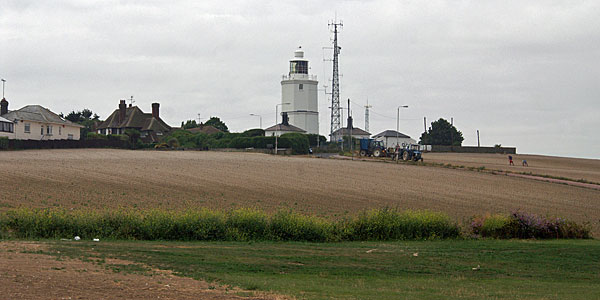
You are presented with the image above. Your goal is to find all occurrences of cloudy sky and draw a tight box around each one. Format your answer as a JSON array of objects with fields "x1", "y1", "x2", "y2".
[{"x1": 1, "y1": 0, "x2": 599, "y2": 158}]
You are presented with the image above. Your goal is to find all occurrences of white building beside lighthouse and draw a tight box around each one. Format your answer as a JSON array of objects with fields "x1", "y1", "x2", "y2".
[{"x1": 280, "y1": 47, "x2": 319, "y2": 135}]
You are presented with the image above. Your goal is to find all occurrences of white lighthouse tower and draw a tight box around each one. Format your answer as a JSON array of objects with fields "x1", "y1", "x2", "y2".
[{"x1": 281, "y1": 47, "x2": 319, "y2": 135}]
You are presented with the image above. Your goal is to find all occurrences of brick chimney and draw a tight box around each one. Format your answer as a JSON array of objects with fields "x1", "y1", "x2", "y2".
[
  {"x1": 282, "y1": 112, "x2": 289, "y2": 126},
  {"x1": 152, "y1": 103, "x2": 160, "y2": 119},
  {"x1": 0, "y1": 98, "x2": 8, "y2": 115},
  {"x1": 119, "y1": 100, "x2": 126, "y2": 123}
]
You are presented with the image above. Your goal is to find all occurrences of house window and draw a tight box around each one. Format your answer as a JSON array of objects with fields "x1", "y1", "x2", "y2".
[
  {"x1": 67, "y1": 134, "x2": 73, "y2": 140},
  {"x1": 0, "y1": 122, "x2": 13, "y2": 133},
  {"x1": 24, "y1": 123, "x2": 31, "y2": 133},
  {"x1": 299, "y1": 84, "x2": 303, "y2": 90},
  {"x1": 47, "y1": 125, "x2": 53, "y2": 136},
  {"x1": 41, "y1": 126, "x2": 44, "y2": 135},
  {"x1": 59, "y1": 127, "x2": 61, "y2": 135}
]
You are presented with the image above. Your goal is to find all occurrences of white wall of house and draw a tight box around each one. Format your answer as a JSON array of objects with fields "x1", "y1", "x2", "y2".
[
  {"x1": 11, "y1": 120, "x2": 81, "y2": 140},
  {"x1": 374, "y1": 136, "x2": 417, "y2": 148},
  {"x1": 265, "y1": 129, "x2": 304, "y2": 137}
]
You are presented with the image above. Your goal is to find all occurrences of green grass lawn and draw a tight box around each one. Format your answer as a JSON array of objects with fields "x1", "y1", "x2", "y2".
[{"x1": 47, "y1": 239, "x2": 600, "y2": 299}]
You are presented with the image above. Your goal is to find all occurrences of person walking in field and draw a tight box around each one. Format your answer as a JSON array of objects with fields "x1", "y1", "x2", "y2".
[
  {"x1": 508, "y1": 155, "x2": 514, "y2": 166},
  {"x1": 522, "y1": 159, "x2": 528, "y2": 167}
]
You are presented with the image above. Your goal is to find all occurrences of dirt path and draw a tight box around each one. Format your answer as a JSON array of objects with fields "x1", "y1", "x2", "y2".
[
  {"x1": 495, "y1": 171, "x2": 600, "y2": 190},
  {"x1": 331, "y1": 154, "x2": 600, "y2": 191},
  {"x1": 0, "y1": 241, "x2": 286, "y2": 300},
  {"x1": 423, "y1": 152, "x2": 600, "y2": 183}
]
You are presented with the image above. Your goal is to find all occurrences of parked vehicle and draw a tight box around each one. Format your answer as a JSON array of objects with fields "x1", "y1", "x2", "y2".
[
  {"x1": 359, "y1": 138, "x2": 387, "y2": 157},
  {"x1": 393, "y1": 144, "x2": 423, "y2": 162}
]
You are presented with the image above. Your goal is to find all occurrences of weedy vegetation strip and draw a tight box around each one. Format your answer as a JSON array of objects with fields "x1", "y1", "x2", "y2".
[
  {"x1": 470, "y1": 211, "x2": 591, "y2": 239},
  {"x1": 0, "y1": 208, "x2": 590, "y2": 241},
  {"x1": 0, "y1": 208, "x2": 460, "y2": 241}
]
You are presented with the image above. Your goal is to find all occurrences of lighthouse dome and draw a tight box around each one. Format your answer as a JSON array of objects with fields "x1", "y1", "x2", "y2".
[{"x1": 294, "y1": 47, "x2": 304, "y2": 59}]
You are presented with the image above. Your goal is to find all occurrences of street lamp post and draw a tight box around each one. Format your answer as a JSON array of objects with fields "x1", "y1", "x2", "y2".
[
  {"x1": 396, "y1": 105, "x2": 408, "y2": 148},
  {"x1": 275, "y1": 103, "x2": 291, "y2": 155},
  {"x1": 249, "y1": 113, "x2": 262, "y2": 129}
]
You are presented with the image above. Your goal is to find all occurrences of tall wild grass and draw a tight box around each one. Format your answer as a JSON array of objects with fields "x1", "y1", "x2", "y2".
[
  {"x1": 1, "y1": 208, "x2": 589, "y2": 241},
  {"x1": 0, "y1": 208, "x2": 459, "y2": 242}
]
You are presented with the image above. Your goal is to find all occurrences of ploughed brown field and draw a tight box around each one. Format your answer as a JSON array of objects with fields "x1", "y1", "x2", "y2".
[
  {"x1": 1, "y1": 149, "x2": 599, "y2": 234},
  {"x1": 423, "y1": 152, "x2": 600, "y2": 183}
]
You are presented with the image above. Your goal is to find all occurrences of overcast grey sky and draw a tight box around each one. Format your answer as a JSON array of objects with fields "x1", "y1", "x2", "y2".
[{"x1": 1, "y1": 0, "x2": 599, "y2": 158}]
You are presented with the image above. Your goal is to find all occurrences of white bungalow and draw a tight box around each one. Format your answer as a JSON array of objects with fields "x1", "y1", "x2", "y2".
[{"x1": 0, "y1": 98, "x2": 82, "y2": 140}]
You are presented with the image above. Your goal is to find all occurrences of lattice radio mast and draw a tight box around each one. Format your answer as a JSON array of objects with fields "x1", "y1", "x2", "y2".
[
  {"x1": 364, "y1": 99, "x2": 372, "y2": 133},
  {"x1": 328, "y1": 20, "x2": 343, "y2": 140}
]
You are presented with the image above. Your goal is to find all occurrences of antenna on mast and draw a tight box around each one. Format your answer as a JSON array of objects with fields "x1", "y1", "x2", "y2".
[
  {"x1": 128, "y1": 96, "x2": 135, "y2": 106},
  {"x1": 328, "y1": 18, "x2": 343, "y2": 141}
]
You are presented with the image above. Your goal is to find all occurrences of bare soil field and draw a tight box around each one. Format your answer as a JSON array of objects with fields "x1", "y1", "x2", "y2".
[
  {"x1": 0, "y1": 241, "x2": 284, "y2": 300},
  {"x1": 423, "y1": 152, "x2": 600, "y2": 183},
  {"x1": 1, "y1": 149, "x2": 599, "y2": 234}
]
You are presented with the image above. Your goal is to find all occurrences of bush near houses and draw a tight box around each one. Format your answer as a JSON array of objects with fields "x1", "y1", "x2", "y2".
[{"x1": 164, "y1": 129, "x2": 313, "y2": 154}]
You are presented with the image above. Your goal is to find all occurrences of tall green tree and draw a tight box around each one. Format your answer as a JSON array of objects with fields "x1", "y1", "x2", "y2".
[
  {"x1": 181, "y1": 120, "x2": 199, "y2": 129},
  {"x1": 205, "y1": 117, "x2": 229, "y2": 132},
  {"x1": 419, "y1": 118, "x2": 464, "y2": 146}
]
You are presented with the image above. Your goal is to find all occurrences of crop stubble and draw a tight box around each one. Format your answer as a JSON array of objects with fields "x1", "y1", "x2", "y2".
[{"x1": 0, "y1": 149, "x2": 598, "y2": 234}]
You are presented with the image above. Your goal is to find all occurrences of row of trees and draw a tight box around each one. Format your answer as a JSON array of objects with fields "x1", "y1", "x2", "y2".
[
  {"x1": 165, "y1": 128, "x2": 326, "y2": 154},
  {"x1": 181, "y1": 117, "x2": 229, "y2": 132},
  {"x1": 61, "y1": 107, "x2": 465, "y2": 148}
]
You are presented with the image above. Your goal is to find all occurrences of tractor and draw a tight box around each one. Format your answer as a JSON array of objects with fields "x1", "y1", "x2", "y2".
[
  {"x1": 359, "y1": 138, "x2": 387, "y2": 157},
  {"x1": 393, "y1": 144, "x2": 423, "y2": 162}
]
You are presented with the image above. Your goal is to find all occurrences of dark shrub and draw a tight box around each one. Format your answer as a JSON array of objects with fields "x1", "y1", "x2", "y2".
[
  {"x1": 242, "y1": 129, "x2": 265, "y2": 137},
  {"x1": 280, "y1": 133, "x2": 310, "y2": 154},
  {"x1": 471, "y1": 212, "x2": 590, "y2": 239}
]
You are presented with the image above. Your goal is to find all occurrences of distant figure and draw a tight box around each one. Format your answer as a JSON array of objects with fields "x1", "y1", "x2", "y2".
[
  {"x1": 508, "y1": 155, "x2": 514, "y2": 166},
  {"x1": 522, "y1": 159, "x2": 528, "y2": 167}
]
